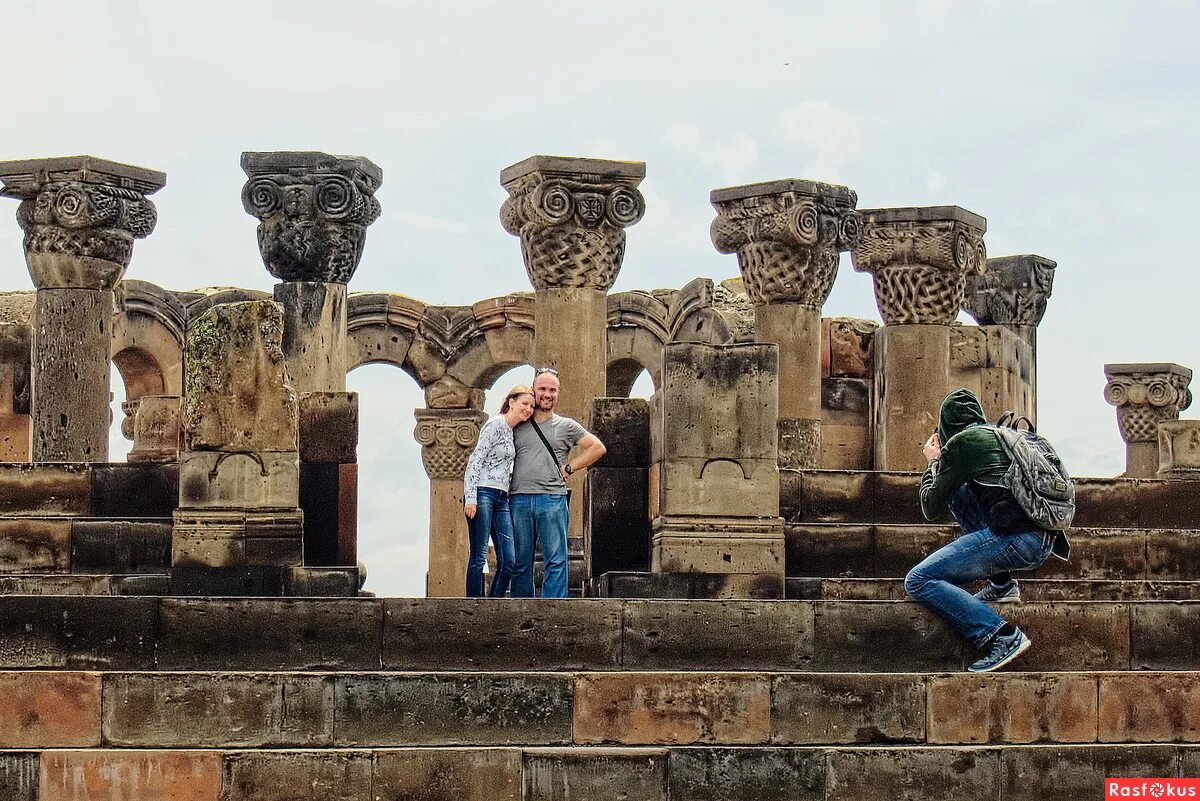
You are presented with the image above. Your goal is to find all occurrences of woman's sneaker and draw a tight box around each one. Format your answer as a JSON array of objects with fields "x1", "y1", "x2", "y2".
[
  {"x1": 974, "y1": 580, "x2": 1020, "y2": 603},
  {"x1": 968, "y1": 628, "x2": 1032, "y2": 673}
]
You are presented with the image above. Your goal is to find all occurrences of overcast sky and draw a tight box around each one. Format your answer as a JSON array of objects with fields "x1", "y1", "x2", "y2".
[{"x1": 5, "y1": 1, "x2": 1198, "y2": 596}]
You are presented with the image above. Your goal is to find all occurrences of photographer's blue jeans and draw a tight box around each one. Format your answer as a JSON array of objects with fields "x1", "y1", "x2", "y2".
[
  {"x1": 465, "y1": 487, "x2": 515, "y2": 598},
  {"x1": 904, "y1": 485, "x2": 1053, "y2": 648},
  {"x1": 510, "y1": 493, "x2": 569, "y2": 598}
]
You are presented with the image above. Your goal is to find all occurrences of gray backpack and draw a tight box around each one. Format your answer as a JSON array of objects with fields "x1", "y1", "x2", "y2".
[{"x1": 988, "y1": 413, "x2": 1075, "y2": 532}]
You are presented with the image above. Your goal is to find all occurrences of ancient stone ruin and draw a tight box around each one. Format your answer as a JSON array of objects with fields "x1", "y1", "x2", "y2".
[{"x1": 0, "y1": 153, "x2": 1197, "y2": 800}]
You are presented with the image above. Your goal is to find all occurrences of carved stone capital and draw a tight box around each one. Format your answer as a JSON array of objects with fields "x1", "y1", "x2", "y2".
[
  {"x1": 1104, "y1": 363, "x2": 1193, "y2": 444},
  {"x1": 0, "y1": 156, "x2": 165, "y2": 289},
  {"x1": 413, "y1": 407, "x2": 487, "y2": 480},
  {"x1": 241, "y1": 151, "x2": 383, "y2": 284},
  {"x1": 500, "y1": 155, "x2": 645, "y2": 291},
  {"x1": 963, "y1": 254, "x2": 1056, "y2": 327},
  {"x1": 709, "y1": 179, "x2": 860, "y2": 307},
  {"x1": 850, "y1": 206, "x2": 987, "y2": 325}
]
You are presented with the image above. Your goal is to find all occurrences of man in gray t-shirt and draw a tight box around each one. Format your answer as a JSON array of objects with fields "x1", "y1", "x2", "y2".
[{"x1": 509, "y1": 368, "x2": 607, "y2": 598}]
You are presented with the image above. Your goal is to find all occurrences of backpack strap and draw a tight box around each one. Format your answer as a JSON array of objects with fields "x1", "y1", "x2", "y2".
[{"x1": 994, "y1": 411, "x2": 1036, "y2": 433}]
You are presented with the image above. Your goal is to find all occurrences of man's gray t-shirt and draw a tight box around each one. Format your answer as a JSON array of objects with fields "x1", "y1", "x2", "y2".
[{"x1": 511, "y1": 414, "x2": 587, "y2": 495}]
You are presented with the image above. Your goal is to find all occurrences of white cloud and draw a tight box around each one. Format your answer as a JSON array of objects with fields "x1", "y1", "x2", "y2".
[
  {"x1": 662, "y1": 125, "x2": 758, "y2": 179},
  {"x1": 774, "y1": 101, "x2": 863, "y2": 174},
  {"x1": 392, "y1": 211, "x2": 470, "y2": 234}
]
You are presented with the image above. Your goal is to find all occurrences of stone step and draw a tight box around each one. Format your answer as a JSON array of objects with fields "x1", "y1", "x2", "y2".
[
  {"x1": 786, "y1": 523, "x2": 1200, "y2": 581},
  {"x1": 0, "y1": 516, "x2": 172, "y2": 575},
  {"x1": 0, "y1": 596, "x2": 1194, "y2": 673},
  {"x1": 3, "y1": 669, "x2": 1197, "y2": 750},
  {"x1": 0, "y1": 744, "x2": 1196, "y2": 801},
  {"x1": 787, "y1": 577, "x2": 1200, "y2": 601},
  {"x1": 783, "y1": 469, "x2": 1200, "y2": 529},
  {"x1": 0, "y1": 462, "x2": 177, "y2": 518},
  {"x1": 0, "y1": 573, "x2": 169, "y2": 595}
]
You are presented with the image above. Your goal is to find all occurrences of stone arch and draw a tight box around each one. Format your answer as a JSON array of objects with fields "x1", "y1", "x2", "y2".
[
  {"x1": 346, "y1": 292, "x2": 427, "y2": 387},
  {"x1": 183, "y1": 287, "x2": 273, "y2": 323},
  {"x1": 112, "y1": 280, "x2": 186, "y2": 399},
  {"x1": 606, "y1": 290, "x2": 671, "y2": 394},
  {"x1": 443, "y1": 294, "x2": 535, "y2": 392}
]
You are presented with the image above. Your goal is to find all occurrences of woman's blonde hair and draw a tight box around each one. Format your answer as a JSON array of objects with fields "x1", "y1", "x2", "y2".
[{"x1": 500, "y1": 384, "x2": 534, "y2": 414}]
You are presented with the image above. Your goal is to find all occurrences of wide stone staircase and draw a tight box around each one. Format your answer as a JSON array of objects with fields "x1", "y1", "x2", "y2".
[{"x1": 1, "y1": 468, "x2": 1199, "y2": 799}]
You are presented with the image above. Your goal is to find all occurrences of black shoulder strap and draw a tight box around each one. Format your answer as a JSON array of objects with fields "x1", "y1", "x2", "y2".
[
  {"x1": 528, "y1": 417, "x2": 560, "y2": 468},
  {"x1": 995, "y1": 411, "x2": 1036, "y2": 433}
]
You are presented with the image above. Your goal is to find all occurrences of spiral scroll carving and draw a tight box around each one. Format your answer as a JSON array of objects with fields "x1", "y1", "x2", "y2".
[
  {"x1": 413, "y1": 411, "x2": 485, "y2": 480},
  {"x1": 241, "y1": 157, "x2": 382, "y2": 284},
  {"x1": 500, "y1": 172, "x2": 645, "y2": 291},
  {"x1": 850, "y1": 217, "x2": 986, "y2": 325},
  {"x1": 710, "y1": 183, "x2": 860, "y2": 307},
  {"x1": 1104, "y1": 368, "x2": 1193, "y2": 444}
]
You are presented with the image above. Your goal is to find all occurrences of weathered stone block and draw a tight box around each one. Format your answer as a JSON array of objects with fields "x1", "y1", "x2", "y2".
[
  {"x1": 299, "y1": 391, "x2": 358, "y2": 463},
  {"x1": 772, "y1": 674, "x2": 925, "y2": 744},
  {"x1": 666, "y1": 747, "x2": 825, "y2": 801},
  {"x1": 334, "y1": 673, "x2": 572, "y2": 746},
  {"x1": 523, "y1": 748, "x2": 667, "y2": 801},
  {"x1": 826, "y1": 747, "x2": 999, "y2": 801},
  {"x1": 785, "y1": 524, "x2": 876, "y2": 577},
  {"x1": 587, "y1": 467, "x2": 651, "y2": 577},
  {"x1": 39, "y1": 750, "x2": 222, "y2": 801},
  {"x1": 1004, "y1": 603, "x2": 1131, "y2": 670},
  {"x1": 223, "y1": 752, "x2": 372, "y2": 801},
  {"x1": 997, "y1": 745, "x2": 1181, "y2": 801},
  {"x1": 71, "y1": 520, "x2": 171, "y2": 573},
  {"x1": 927, "y1": 673, "x2": 1098, "y2": 744},
  {"x1": 91, "y1": 463, "x2": 177, "y2": 517},
  {"x1": 812, "y1": 602, "x2": 963, "y2": 672},
  {"x1": 0, "y1": 413, "x2": 31, "y2": 462},
  {"x1": 1131, "y1": 603, "x2": 1200, "y2": 669},
  {"x1": 157, "y1": 598, "x2": 382, "y2": 670},
  {"x1": 589, "y1": 397, "x2": 650, "y2": 467},
  {"x1": 178, "y1": 450, "x2": 300, "y2": 509},
  {"x1": 183, "y1": 300, "x2": 298, "y2": 452},
  {"x1": 0, "y1": 596, "x2": 156, "y2": 669},
  {"x1": 826, "y1": 317, "x2": 876, "y2": 378},
  {"x1": 0, "y1": 752, "x2": 37, "y2": 801},
  {"x1": 622, "y1": 600, "x2": 814, "y2": 670},
  {"x1": 0, "y1": 671, "x2": 101, "y2": 746},
  {"x1": 1036, "y1": 529, "x2": 1148, "y2": 580},
  {"x1": 574, "y1": 673, "x2": 771, "y2": 745},
  {"x1": 275, "y1": 282, "x2": 349, "y2": 394},
  {"x1": 168, "y1": 566, "x2": 287, "y2": 596},
  {"x1": 651, "y1": 515, "x2": 784, "y2": 575},
  {"x1": 0, "y1": 518, "x2": 70, "y2": 572},
  {"x1": 374, "y1": 748, "x2": 521, "y2": 801},
  {"x1": 1147, "y1": 530, "x2": 1200, "y2": 580},
  {"x1": 285, "y1": 566, "x2": 360, "y2": 597},
  {"x1": 1099, "y1": 673, "x2": 1200, "y2": 742},
  {"x1": 103, "y1": 673, "x2": 333, "y2": 747},
  {"x1": 127, "y1": 394, "x2": 181, "y2": 463},
  {"x1": 0, "y1": 463, "x2": 90, "y2": 516},
  {"x1": 382, "y1": 599, "x2": 622, "y2": 670},
  {"x1": 652, "y1": 458, "x2": 779, "y2": 518}
]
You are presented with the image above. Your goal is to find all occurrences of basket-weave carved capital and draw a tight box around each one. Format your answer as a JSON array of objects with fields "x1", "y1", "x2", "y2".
[
  {"x1": 709, "y1": 179, "x2": 860, "y2": 307},
  {"x1": 500, "y1": 155, "x2": 645, "y2": 291},
  {"x1": 241, "y1": 152, "x2": 382, "y2": 284},
  {"x1": 963, "y1": 254, "x2": 1056, "y2": 327},
  {"x1": 850, "y1": 206, "x2": 987, "y2": 325},
  {"x1": 413, "y1": 408, "x2": 487, "y2": 480},
  {"x1": 1103, "y1": 363, "x2": 1193, "y2": 444},
  {"x1": 0, "y1": 156, "x2": 165, "y2": 289}
]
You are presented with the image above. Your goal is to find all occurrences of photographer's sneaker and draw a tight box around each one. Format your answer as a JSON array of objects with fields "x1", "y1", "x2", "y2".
[
  {"x1": 974, "y1": 580, "x2": 1020, "y2": 603},
  {"x1": 968, "y1": 628, "x2": 1032, "y2": 673}
]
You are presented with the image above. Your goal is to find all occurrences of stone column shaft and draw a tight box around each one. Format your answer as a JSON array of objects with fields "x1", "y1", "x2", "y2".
[
  {"x1": 851, "y1": 205, "x2": 987, "y2": 471},
  {"x1": 275, "y1": 282, "x2": 348, "y2": 394}
]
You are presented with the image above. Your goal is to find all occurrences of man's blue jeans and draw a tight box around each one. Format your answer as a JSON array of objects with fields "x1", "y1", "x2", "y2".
[
  {"x1": 465, "y1": 487, "x2": 515, "y2": 598},
  {"x1": 510, "y1": 493, "x2": 569, "y2": 598},
  {"x1": 905, "y1": 485, "x2": 1053, "y2": 648}
]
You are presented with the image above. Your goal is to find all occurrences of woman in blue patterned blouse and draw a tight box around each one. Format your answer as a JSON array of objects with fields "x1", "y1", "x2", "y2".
[{"x1": 463, "y1": 385, "x2": 535, "y2": 597}]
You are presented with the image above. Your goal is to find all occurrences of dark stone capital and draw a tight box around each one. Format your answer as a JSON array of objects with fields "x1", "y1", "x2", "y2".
[{"x1": 963, "y1": 254, "x2": 1056, "y2": 327}]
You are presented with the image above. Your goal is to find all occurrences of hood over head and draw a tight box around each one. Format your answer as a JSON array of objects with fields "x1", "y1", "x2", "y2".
[{"x1": 938, "y1": 388, "x2": 986, "y2": 443}]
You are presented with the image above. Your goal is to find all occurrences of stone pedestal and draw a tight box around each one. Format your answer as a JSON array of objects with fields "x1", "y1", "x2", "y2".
[
  {"x1": 415, "y1": 407, "x2": 486, "y2": 597},
  {"x1": 710, "y1": 179, "x2": 861, "y2": 469},
  {"x1": 649, "y1": 342, "x2": 784, "y2": 598},
  {"x1": 500, "y1": 154, "x2": 646, "y2": 568},
  {"x1": 1158, "y1": 420, "x2": 1200, "y2": 479},
  {"x1": 585, "y1": 398, "x2": 651, "y2": 584},
  {"x1": 1104, "y1": 363, "x2": 1193, "y2": 478},
  {"x1": 299, "y1": 392, "x2": 359, "y2": 566},
  {"x1": 851, "y1": 206, "x2": 987, "y2": 471},
  {"x1": 127, "y1": 395, "x2": 181, "y2": 463},
  {"x1": 0, "y1": 156, "x2": 165, "y2": 463}
]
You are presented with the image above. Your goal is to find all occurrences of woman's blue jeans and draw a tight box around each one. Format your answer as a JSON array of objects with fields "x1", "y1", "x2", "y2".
[
  {"x1": 465, "y1": 486, "x2": 515, "y2": 598},
  {"x1": 904, "y1": 485, "x2": 1053, "y2": 648}
]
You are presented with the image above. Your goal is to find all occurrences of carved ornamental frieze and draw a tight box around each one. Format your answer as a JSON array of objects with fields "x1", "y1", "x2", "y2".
[
  {"x1": 0, "y1": 156, "x2": 165, "y2": 289},
  {"x1": 850, "y1": 206, "x2": 987, "y2": 325},
  {"x1": 1104, "y1": 363, "x2": 1193, "y2": 444},
  {"x1": 962, "y1": 254, "x2": 1056, "y2": 327},
  {"x1": 241, "y1": 151, "x2": 382, "y2": 283},
  {"x1": 413, "y1": 408, "x2": 487, "y2": 480},
  {"x1": 709, "y1": 179, "x2": 861, "y2": 307},
  {"x1": 500, "y1": 155, "x2": 645, "y2": 291}
]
